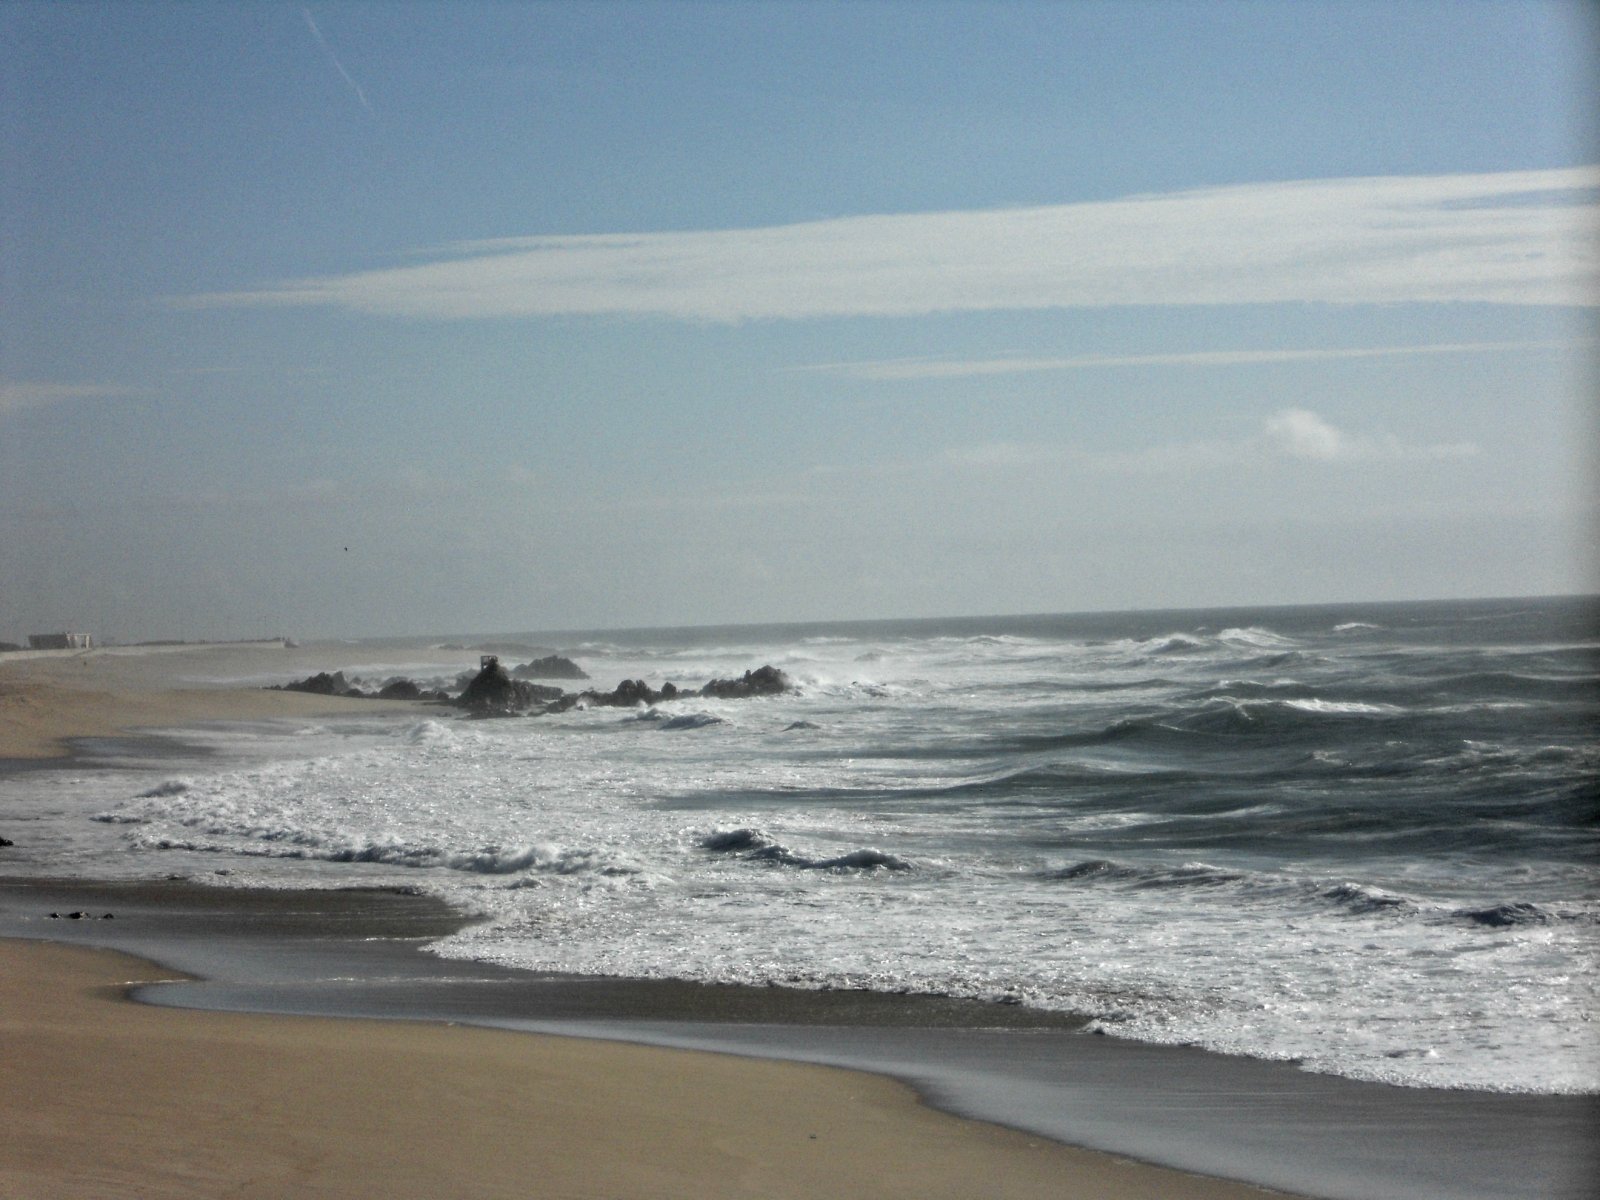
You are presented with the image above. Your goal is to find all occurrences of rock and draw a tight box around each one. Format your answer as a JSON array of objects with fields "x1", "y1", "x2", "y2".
[
  {"x1": 373, "y1": 678, "x2": 450, "y2": 701},
  {"x1": 0, "y1": 836, "x2": 13, "y2": 847},
  {"x1": 700, "y1": 665, "x2": 791, "y2": 699},
  {"x1": 275, "y1": 670, "x2": 362, "y2": 697},
  {"x1": 547, "y1": 678, "x2": 683, "y2": 711},
  {"x1": 271, "y1": 672, "x2": 446, "y2": 702},
  {"x1": 510, "y1": 654, "x2": 589, "y2": 681},
  {"x1": 547, "y1": 665, "x2": 792, "y2": 713},
  {"x1": 376, "y1": 679, "x2": 424, "y2": 700},
  {"x1": 454, "y1": 656, "x2": 563, "y2": 715}
]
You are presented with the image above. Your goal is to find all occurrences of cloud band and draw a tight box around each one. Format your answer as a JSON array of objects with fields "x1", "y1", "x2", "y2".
[{"x1": 186, "y1": 166, "x2": 1600, "y2": 321}]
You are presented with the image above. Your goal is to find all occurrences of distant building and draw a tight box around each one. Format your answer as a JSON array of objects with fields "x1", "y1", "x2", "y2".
[{"x1": 27, "y1": 632, "x2": 93, "y2": 650}]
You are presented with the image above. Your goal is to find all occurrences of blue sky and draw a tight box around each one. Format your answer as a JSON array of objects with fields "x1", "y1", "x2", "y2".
[{"x1": 2, "y1": 0, "x2": 1596, "y2": 640}]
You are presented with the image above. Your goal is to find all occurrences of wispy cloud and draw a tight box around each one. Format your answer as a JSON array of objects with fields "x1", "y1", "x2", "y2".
[
  {"x1": 1090, "y1": 408, "x2": 1480, "y2": 470},
  {"x1": 0, "y1": 382, "x2": 150, "y2": 418},
  {"x1": 184, "y1": 166, "x2": 1599, "y2": 321},
  {"x1": 810, "y1": 408, "x2": 1479, "y2": 486},
  {"x1": 302, "y1": 7, "x2": 374, "y2": 117},
  {"x1": 799, "y1": 338, "x2": 1593, "y2": 381}
]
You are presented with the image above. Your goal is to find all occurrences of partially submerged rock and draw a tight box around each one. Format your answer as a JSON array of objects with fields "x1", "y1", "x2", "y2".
[
  {"x1": 547, "y1": 678, "x2": 682, "y2": 712},
  {"x1": 454, "y1": 656, "x2": 564, "y2": 716},
  {"x1": 272, "y1": 658, "x2": 791, "y2": 720},
  {"x1": 548, "y1": 665, "x2": 792, "y2": 712},
  {"x1": 276, "y1": 670, "x2": 363, "y2": 697},
  {"x1": 510, "y1": 654, "x2": 589, "y2": 681},
  {"x1": 701, "y1": 665, "x2": 790, "y2": 699},
  {"x1": 272, "y1": 671, "x2": 449, "y2": 702}
]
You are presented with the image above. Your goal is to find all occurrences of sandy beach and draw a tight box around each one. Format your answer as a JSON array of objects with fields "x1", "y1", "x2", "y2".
[
  {"x1": 1, "y1": 936, "x2": 1304, "y2": 1200},
  {"x1": 0, "y1": 641, "x2": 428, "y2": 760},
  {"x1": 0, "y1": 643, "x2": 1303, "y2": 1199}
]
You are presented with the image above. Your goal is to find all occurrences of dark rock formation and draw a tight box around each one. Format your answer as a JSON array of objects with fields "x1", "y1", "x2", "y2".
[
  {"x1": 511, "y1": 654, "x2": 589, "y2": 681},
  {"x1": 277, "y1": 670, "x2": 363, "y2": 697},
  {"x1": 272, "y1": 672, "x2": 449, "y2": 702},
  {"x1": 272, "y1": 660, "x2": 790, "y2": 719},
  {"x1": 454, "y1": 656, "x2": 564, "y2": 715},
  {"x1": 548, "y1": 665, "x2": 791, "y2": 712},
  {"x1": 700, "y1": 665, "x2": 791, "y2": 699},
  {"x1": 375, "y1": 679, "x2": 425, "y2": 700},
  {"x1": 548, "y1": 678, "x2": 681, "y2": 712}
]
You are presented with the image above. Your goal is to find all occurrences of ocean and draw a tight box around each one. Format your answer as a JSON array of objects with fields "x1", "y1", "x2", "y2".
[{"x1": 9, "y1": 594, "x2": 1597, "y2": 1096}]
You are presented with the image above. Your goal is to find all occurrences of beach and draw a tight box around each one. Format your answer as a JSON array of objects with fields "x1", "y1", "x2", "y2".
[
  {"x1": 8, "y1": 937, "x2": 1287, "y2": 1200},
  {"x1": 0, "y1": 641, "x2": 426, "y2": 761},
  {"x1": 0, "y1": 642, "x2": 1296, "y2": 1199},
  {"x1": 1, "y1": 634, "x2": 1594, "y2": 1200}
]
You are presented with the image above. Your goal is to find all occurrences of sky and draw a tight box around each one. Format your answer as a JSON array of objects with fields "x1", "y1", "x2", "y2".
[{"x1": 2, "y1": 0, "x2": 1597, "y2": 641}]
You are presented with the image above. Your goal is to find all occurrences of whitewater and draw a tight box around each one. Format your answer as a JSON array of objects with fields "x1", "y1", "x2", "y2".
[{"x1": 9, "y1": 595, "x2": 1596, "y2": 1095}]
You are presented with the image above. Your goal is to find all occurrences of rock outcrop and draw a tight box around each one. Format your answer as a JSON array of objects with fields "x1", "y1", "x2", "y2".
[
  {"x1": 548, "y1": 665, "x2": 791, "y2": 712},
  {"x1": 454, "y1": 656, "x2": 564, "y2": 716},
  {"x1": 271, "y1": 659, "x2": 791, "y2": 719},
  {"x1": 277, "y1": 670, "x2": 363, "y2": 697},
  {"x1": 511, "y1": 654, "x2": 589, "y2": 681},
  {"x1": 273, "y1": 672, "x2": 450, "y2": 702},
  {"x1": 700, "y1": 665, "x2": 790, "y2": 699}
]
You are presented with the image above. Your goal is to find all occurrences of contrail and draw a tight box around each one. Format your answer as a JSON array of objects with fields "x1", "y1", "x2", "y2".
[{"x1": 302, "y1": 7, "x2": 374, "y2": 116}]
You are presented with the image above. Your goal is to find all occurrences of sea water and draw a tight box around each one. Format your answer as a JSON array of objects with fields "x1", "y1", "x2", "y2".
[{"x1": 7, "y1": 596, "x2": 1596, "y2": 1095}]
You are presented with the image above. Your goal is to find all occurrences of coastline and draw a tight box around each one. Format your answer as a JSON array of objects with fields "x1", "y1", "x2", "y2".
[
  {"x1": 0, "y1": 881, "x2": 1297, "y2": 1200},
  {"x1": 11, "y1": 937, "x2": 1250, "y2": 1200},
  {"x1": 2, "y1": 642, "x2": 1594, "y2": 1199},
  {"x1": 0, "y1": 647, "x2": 1294, "y2": 1197},
  {"x1": 0, "y1": 641, "x2": 428, "y2": 760}
]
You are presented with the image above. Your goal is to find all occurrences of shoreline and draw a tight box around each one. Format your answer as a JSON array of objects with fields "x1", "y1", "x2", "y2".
[
  {"x1": 2, "y1": 640, "x2": 1595, "y2": 1199},
  {"x1": 4, "y1": 873, "x2": 1596, "y2": 1200},
  {"x1": 0, "y1": 880, "x2": 1298, "y2": 1200},
  {"x1": 0, "y1": 641, "x2": 432, "y2": 760},
  {"x1": 12, "y1": 937, "x2": 1257, "y2": 1200}
]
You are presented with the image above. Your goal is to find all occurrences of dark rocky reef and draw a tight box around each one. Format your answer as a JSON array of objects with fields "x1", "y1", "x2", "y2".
[
  {"x1": 548, "y1": 678, "x2": 684, "y2": 712},
  {"x1": 700, "y1": 665, "x2": 790, "y2": 699},
  {"x1": 271, "y1": 658, "x2": 790, "y2": 720},
  {"x1": 454, "y1": 656, "x2": 565, "y2": 716},
  {"x1": 272, "y1": 671, "x2": 451, "y2": 702},
  {"x1": 276, "y1": 670, "x2": 363, "y2": 697},
  {"x1": 511, "y1": 654, "x2": 589, "y2": 681},
  {"x1": 548, "y1": 665, "x2": 792, "y2": 713}
]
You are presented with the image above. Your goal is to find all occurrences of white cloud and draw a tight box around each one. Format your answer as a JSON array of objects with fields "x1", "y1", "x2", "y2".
[
  {"x1": 1262, "y1": 409, "x2": 1351, "y2": 460},
  {"x1": 184, "y1": 166, "x2": 1600, "y2": 321},
  {"x1": 800, "y1": 338, "x2": 1592, "y2": 380},
  {"x1": 1259, "y1": 408, "x2": 1477, "y2": 463},
  {"x1": 0, "y1": 382, "x2": 149, "y2": 418},
  {"x1": 806, "y1": 409, "x2": 1477, "y2": 486}
]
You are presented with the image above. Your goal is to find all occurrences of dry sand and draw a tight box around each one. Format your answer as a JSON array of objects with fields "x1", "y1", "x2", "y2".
[
  {"x1": 0, "y1": 940, "x2": 1290, "y2": 1200},
  {"x1": 0, "y1": 642, "x2": 1297, "y2": 1199}
]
